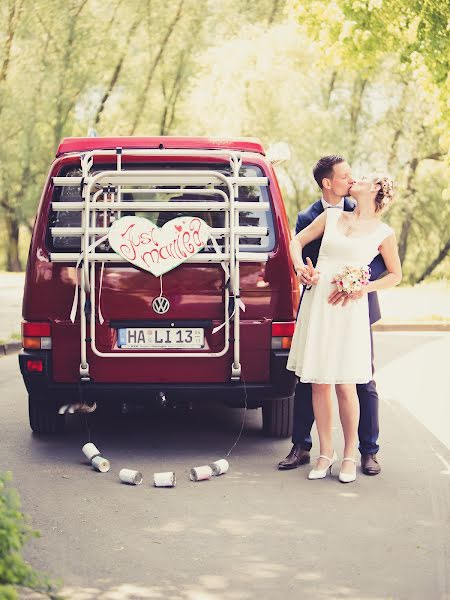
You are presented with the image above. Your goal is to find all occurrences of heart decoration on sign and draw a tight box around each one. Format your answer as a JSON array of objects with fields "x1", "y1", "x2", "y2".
[{"x1": 108, "y1": 216, "x2": 211, "y2": 276}]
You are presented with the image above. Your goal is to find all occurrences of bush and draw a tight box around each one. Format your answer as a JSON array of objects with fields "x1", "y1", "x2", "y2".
[{"x1": 0, "y1": 472, "x2": 61, "y2": 600}]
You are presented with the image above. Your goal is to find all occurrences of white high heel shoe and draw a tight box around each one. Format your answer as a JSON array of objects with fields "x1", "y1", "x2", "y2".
[
  {"x1": 308, "y1": 451, "x2": 338, "y2": 480},
  {"x1": 338, "y1": 458, "x2": 357, "y2": 483}
]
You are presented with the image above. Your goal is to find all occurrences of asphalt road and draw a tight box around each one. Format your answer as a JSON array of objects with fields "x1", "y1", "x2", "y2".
[
  {"x1": 0, "y1": 333, "x2": 449, "y2": 600},
  {"x1": 0, "y1": 272, "x2": 24, "y2": 341}
]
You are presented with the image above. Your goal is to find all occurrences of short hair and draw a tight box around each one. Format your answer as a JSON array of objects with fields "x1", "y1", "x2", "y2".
[{"x1": 313, "y1": 155, "x2": 345, "y2": 189}]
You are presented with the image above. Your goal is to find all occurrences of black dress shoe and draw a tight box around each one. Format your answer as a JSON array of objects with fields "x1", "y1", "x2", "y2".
[
  {"x1": 361, "y1": 453, "x2": 381, "y2": 475},
  {"x1": 278, "y1": 444, "x2": 311, "y2": 470}
]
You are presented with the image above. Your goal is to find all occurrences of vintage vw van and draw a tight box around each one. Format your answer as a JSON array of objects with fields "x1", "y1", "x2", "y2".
[{"x1": 19, "y1": 137, "x2": 299, "y2": 437}]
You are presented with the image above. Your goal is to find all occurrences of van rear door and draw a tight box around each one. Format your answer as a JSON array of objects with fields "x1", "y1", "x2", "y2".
[{"x1": 47, "y1": 160, "x2": 276, "y2": 385}]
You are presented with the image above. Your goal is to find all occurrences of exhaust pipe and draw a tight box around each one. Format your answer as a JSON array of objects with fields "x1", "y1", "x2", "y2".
[{"x1": 59, "y1": 402, "x2": 97, "y2": 415}]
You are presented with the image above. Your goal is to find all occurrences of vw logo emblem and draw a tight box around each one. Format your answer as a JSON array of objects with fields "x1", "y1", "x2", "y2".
[{"x1": 152, "y1": 296, "x2": 170, "y2": 314}]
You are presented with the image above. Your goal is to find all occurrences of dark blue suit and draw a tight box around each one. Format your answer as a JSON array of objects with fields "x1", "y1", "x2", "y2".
[{"x1": 292, "y1": 198, "x2": 385, "y2": 455}]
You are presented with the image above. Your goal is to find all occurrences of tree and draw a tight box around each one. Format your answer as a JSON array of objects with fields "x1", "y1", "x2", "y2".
[{"x1": 291, "y1": 0, "x2": 449, "y2": 281}]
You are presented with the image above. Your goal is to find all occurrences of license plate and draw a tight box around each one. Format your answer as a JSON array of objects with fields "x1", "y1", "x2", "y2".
[{"x1": 117, "y1": 327, "x2": 204, "y2": 349}]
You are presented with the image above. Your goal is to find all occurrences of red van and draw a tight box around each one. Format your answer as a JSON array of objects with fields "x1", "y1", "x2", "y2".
[{"x1": 19, "y1": 137, "x2": 299, "y2": 437}]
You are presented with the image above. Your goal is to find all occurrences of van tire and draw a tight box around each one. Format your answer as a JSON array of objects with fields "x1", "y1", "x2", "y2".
[
  {"x1": 28, "y1": 395, "x2": 65, "y2": 434},
  {"x1": 262, "y1": 396, "x2": 293, "y2": 438}
]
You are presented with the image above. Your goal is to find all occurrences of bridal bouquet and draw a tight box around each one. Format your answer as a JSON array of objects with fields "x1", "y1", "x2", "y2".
[{"x1": 334, "y1": 265, "x2": 371, "y2": 294}]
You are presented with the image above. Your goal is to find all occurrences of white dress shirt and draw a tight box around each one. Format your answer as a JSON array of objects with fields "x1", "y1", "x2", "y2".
[{"x1": 321, "y1": 197, "x2": 345, "y2": 210}]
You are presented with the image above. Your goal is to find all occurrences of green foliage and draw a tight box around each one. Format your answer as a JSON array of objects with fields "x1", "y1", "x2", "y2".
[
  {"x1": 295, "y1": 0, "x2": 450, "y2": 132},
  {"x1": 296, "y1": 0, "x2": 449, "y2": 89},
  {"x1": 0, "y1": 472, "x2": 61, "y2": 599},
  {"x1": 0, "y1": 0, "x2": 447, "y2": 281}
]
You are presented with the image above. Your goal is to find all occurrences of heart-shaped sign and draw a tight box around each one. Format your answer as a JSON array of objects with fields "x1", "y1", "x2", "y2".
[{"x1": 108, "y1": 216, "x2": 211, "y2": 276}]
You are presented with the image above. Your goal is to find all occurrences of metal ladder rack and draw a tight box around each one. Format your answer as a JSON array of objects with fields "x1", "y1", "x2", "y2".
[{"x1": 50, "y1": 147, "x2": 271, "y2": 381}]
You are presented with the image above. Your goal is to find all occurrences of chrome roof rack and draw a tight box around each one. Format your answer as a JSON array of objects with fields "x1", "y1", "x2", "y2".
[{"x1": 50, "y1": 147, "x2": 271, "y2": 382}]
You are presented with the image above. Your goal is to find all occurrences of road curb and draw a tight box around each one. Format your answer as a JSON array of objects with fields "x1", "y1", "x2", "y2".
[
  {"x1": 0, "y1": 341, "x2": 22, "y2": 356},
  {"x1": 373, "y1": 322, "x2": 450, "y2": 332}
]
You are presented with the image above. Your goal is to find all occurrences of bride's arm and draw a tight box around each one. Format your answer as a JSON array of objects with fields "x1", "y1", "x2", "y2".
[
  {"x1": 329, "y1": 232, "x2": 402, "y2": 305},
  {"x1": 289, "y1": 212, "x2": 327, "y2": 278},
  {"x1": 365, "y1": 233, "x2": 402, "y2": 292},
  {"x1": 339, "y1": 233, "x2": 401, "y2": 302},
  {"x1": 290, "y1": 212, "x2": 326, "y2": 286}
]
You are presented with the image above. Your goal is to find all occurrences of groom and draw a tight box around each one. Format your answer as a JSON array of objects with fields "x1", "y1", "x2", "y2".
[{"x1": 278, "y1": 155, "x2": 384, "y2": 476}]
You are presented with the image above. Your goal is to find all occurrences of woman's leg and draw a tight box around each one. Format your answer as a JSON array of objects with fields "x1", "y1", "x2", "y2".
[
  {"x1": 311, "y1": 383, "x2": 333, "y2": 470},
  {"x1": 335, "y1": 384, "x2": 359, "y2": 475}
]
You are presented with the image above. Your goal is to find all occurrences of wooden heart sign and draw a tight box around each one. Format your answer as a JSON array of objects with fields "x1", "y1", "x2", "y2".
[{"x1": 108, "y1": 216, "x2": 211, "y2": 276}]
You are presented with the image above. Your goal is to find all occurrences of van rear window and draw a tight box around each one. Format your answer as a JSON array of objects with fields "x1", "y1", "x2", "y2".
[{"x1": 48, "y1": 163, "x2": 275, "y2": 253}]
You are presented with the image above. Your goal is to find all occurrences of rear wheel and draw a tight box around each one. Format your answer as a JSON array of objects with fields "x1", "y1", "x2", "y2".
[
  {"x1": 262, "y1": 396, "x2": 294, "y2": 438},
  {"x1": 28, "y1": 394, "x2": 65, "y2": 434}
]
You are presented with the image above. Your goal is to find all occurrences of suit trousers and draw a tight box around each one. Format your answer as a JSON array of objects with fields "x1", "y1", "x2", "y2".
[{"x1": 291, "y1": 328, "x2": 380, "y2": 455}]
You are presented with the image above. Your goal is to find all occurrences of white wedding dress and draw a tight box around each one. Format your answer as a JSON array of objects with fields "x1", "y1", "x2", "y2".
[{"x1": 287, "y1": 208, "x2": 394, "y2": 384}]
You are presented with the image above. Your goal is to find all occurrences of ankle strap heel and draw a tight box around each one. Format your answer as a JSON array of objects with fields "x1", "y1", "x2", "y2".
[
  {"x1": 338, "y1": 457, "x2": 357, "y2": 483},
  {"x1": 308, "y1": 451, "x2": 338, "y2": 480}
]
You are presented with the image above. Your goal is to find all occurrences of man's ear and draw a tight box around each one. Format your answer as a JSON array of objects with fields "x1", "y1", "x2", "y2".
[{"x1": 322, "y1": 177, "x2": 332, "y2": 190}]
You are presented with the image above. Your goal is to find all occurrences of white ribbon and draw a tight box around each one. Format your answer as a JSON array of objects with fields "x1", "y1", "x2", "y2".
[
  {"x1": 211, "y1": 296, "x2": 246, "y2": 335},
  {"x1": 98, "y1": 261, "x2": 105, "y2": 324},
  {"x1": 208, "y1": 233, "x2": 230, "y2": 279},
  {"x1": 70, "y1": 234, "x2": 109, "y2": 323},
  {"x1": 208, "y1": 232, "x2": 244, "y2": 335}
]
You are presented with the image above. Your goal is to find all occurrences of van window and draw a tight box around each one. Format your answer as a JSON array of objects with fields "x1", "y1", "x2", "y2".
[{"x1": 48, "y1": 163, "x2": 275, "y2": 253}]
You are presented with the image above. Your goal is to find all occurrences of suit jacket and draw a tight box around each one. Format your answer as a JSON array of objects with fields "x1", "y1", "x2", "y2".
[{"x1": 295, "y1": 198, "x2": 386, "y2": 324}]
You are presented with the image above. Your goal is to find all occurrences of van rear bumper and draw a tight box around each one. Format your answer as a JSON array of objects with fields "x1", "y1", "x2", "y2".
[{"x1": 19, "y1": 350, "x2": 296, "y2": 408}]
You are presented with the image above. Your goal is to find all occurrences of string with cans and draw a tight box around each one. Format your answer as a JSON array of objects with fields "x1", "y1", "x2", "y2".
[
  {"x1": 77, "y1": 372, "x2": 248, "y2": 488},
  {"x1": 80, "y1": 440, "x2": 229, "y2": 488}
]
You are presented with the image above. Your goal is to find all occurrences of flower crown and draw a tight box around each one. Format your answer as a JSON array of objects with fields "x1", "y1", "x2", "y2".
[{"x1": 370, "y1": 174, "x2": 394, "y2": 206}]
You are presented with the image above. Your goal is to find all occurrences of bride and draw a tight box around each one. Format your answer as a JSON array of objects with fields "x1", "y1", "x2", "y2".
[{"x1": 287, "y1": 174, "x2": 402, "y2": 483}]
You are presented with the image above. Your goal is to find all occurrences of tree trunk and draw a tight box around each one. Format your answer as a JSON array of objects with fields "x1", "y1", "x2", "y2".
[
  {"x1": 415, "y1": 239, "x2": 450, "y2": 283},
  {"x1": 398, "y1": 157, "x2": 419, "y2": 264},
  {"x1": 53, "y1": 1, "x2": 89, "y2": 149},
  {"x1": 0, "y1": 0, "x2": 24, "y2": 119},
  {"x1": 267, "y1": 0, "x2": 282, "y2": 25},
  {"x1": 3, "y1": 212, "x2": 21, "y2": 271},
  {"x1": 159, "y1": 49, "x2": 187, "y2": 135},
  {"x1": 387, "y1": 82, "x2": 409, "y2": 169},
  {"x1": 347, "y1": 76, "x2": 367, "y2": 163},
  {"x1": 398, "y1": 213, "x2": 413, "y2": 266},
  {"x1": 129, "y1": 0, "x2": 184, "y2": 135},
  {"x1": 325, "y1": 70, "x2": 337, "y2": 110},
  {"x1": 93, "y1": 17, "x2": 140, "y2": 126}
]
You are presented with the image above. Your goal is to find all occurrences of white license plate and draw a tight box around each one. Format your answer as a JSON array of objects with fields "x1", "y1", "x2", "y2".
[{"x1": 118, "y1": 327, "x2": 204, "y2": 349}]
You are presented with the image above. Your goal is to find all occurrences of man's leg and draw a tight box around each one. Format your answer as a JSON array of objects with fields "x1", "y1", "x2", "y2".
[
  {"x1": 292, "y1": 381, "x2": 314, "y2": 449},
  {"x1": 356, "y1": 328, "x2": 381, "y2": 475},
  {"x1": 278, "y1": 381, "x2": 314, "y2": 469}
]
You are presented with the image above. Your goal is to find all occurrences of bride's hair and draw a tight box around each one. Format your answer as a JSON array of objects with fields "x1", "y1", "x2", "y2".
[{"x1": 369, "y1": 174, "x2": 395, "y2": 212}]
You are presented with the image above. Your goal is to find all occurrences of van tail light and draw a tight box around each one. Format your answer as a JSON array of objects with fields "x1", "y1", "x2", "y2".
[
  {"x1": 26, "y1": 359, "x2": 44, "y2": 373},
  {"x1": 22, "y1": 322, "x2": 52, "y2": 350},
  {"x1": 271, "y1": 321, "x2": 295, "y2": 350}
]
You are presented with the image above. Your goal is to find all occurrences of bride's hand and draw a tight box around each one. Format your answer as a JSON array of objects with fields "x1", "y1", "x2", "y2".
[
  {"x1": 328, "y1": 283, "x2": 367, "y2": 305},
  {"x1": 296, "y1": 257, "x2": 320, "y2": 286},
  {"x1": 306, "y1": 257, "x2": 320, "y2": 285},
  {"x1": 328, "y1": 287, "x2": 346, "y2": 305},
  {"x1": 345, "y1": 289, "x2": 367, "y2": 301}
]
